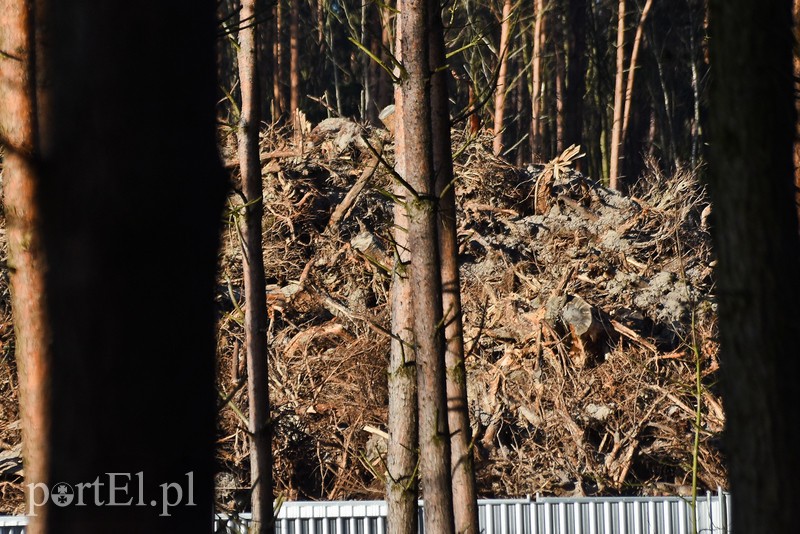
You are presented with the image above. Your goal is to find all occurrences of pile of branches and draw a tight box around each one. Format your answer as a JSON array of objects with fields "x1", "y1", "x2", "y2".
[
  {"x1": 215, "y1": 114, "x2": 725, "y2": 509},
  {"x1": 453, "y1": 135, "x2": 723, "y2": 497},
  {"x1": 0, "y1": 114, "x2": 725, "y2": 515}
]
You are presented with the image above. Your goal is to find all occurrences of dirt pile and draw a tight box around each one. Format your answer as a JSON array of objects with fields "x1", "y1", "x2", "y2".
[{"x1": 214, "y1": 115, "x2": 724, "y2": 510}]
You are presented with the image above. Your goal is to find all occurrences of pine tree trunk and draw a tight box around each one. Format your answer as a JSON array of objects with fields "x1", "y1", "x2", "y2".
[
  {"x1": 2, "y1": 1, "x2": 226, "y2": 531},
  {"x1": 564, "y1": 0, "x2": 587, "y2": 170},
  {"x1": 554, "y1": 44, "x2": 565, "y2": 154},
  {"x1": 289, "y1": 0, "x2": 300, "y2": 115},
  {"x1": 429, "y1": 5, "x2": 479, "y2": 534},
  {"x1": 0, "y1": 2, "x2": 51, "y2": 530},
  {"x1": 493, "y1": 0, "x2": 513, "y2": 155},
  {"x1": 387, "y1": 4, "x2": 419, "y2": 533},
  {"x1": 609, "y1": 0, "x2": 626, "y2": 189},
  {"x1": 400, "y1": 0, "x2": 455, "y2": 532},
  {"x1": 530, "y1": 0, "x2": 545, "y2": 158},
  {"x1": 708, "y1": 0, "x2": 800, "y2": 532},
  {"x1": 620, "y1": 0, "x2": 653, "y2": 151},
  {"x1": 273, "y1": 0, "x2": 287, "y2": 117},
  {"x1": 237, "y1": 0, "x2": 275, "y2": 531},
  {"x1": 793, "y1": 0, "x2": 800, "y2": 203}
]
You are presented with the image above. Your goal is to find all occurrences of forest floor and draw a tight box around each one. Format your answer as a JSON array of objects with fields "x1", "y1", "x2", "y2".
[{"x1": 0, "y1": 115, "x2": 726, "y2": 515}]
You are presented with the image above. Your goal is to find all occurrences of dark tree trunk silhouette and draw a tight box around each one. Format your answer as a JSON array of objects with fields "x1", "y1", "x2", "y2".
[
  {"x1": 273, "y1": 0, "x2": 288, "y2": 118},
  {"x1": 0, "y1": 0, "x2": 226, "y2": 532},
  {"x1": 708, "y1": 0, "x2": 800, "y2": 532},
  {"x1": 564, "y1": 0, "x2": 587, "y2": 170},
  {"x1": 400, "y1": 0, "x2": 455, "y2": 533},
  {"x1": 237, "y1": 0, "x2": 275, "y2": 532}
]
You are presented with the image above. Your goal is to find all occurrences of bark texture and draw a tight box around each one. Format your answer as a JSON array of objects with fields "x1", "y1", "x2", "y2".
[
  {"x1": 400, "y1": 0, "x2": 455, "y2": 532},
  {"x1": 530, "y1": 0, "x2": 545, "y2": 157},
  {"x1": 429, "y1": 5, "x2": 479, "y2": 534},
  {"x1": 708, "y1": 0, "x2": 800, "y2": 532},
  {"x1": 492, "y1": 0, "x2": 513, "y2": 156},
  {"x1": 386, "y1": 3, "x2": 419, "y2": 533},
  {"x1": 3, "y1": 1, "x2": 226, "y2": 531},
  {"x1": 621, "y1": 0, "x2": 653, "y2": 149},
  {"x1": 237, "y1": 0, "x2": 275, "y2": 531},
  {"x1": 289, "y1": 0, "x2": 300, "y2": 115},
  {"x1": 609, "y1": 0, "x2": 625, "y2": 189},
  {"x1": 0, "y1": 1, "x2": 51, "y2": 530}
]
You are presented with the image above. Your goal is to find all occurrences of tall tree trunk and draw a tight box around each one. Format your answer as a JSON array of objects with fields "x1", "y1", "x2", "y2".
[
  {"x1": 1, "y1": 0, "x2": 226, "y2": 531},
  {"x1": 609, "y1": 0, "x2": 626, "y2": 189},
  {"x1": 258, "y1": 0, "x2": 277, "y2": 122},
  {"x1": 0, "y1": 1, "x2": 52, "y2": 530},
  {"x1": 708, "y1": 0, "x2": 800, "y2": 532},
  {"x1": 400, "y1": 0, "x2": 455, "y2": 533},
  {"x1": 237, "y1": 1, "x2": 274, "y2": 532},
  {"x1": 387, "y1": 3, "x2": 419, "y2": 534},
  {"x1": 468, "y1": 85, "x2": 481, "y2": 135},
  {"x1": 289, "y1": 0, "x2": 300, "y2": 115},
  {"x1": 367, "y1": 6, "x2": 386, "y2": 124},
  {"x1": 554, "y1": 43, "x2": 566, "y2": 154},
  {"x1": 530, "y1": 0, "x2": 545, "y2": 158},
  {"x1": 620, "y1": 0, "x2": 653, "y2": 150},
  {"x1": 429, "y1": 5, "x2": 479, "y2": 534},
  {"x1": 273, "y1": 0, "x2": 287, "y2": 117},
  {"x1": 515, "y1": 80, "x2": 528, "y2": 166},
  {"x1": 793, "y1": 0, "x2": 800, "y2": 206},
  {"x1": 493, "y1": 0, "x2": 513, "y2": 155},
  {"x1": 564, "y1": 0, "x2": 587, "y2": 171},
  {"x1": 386, "y1": 143, "x2": 419, "y2": 534},
  {"x1": 360, "y1": 0, "x2": 370, "y2": 122}
]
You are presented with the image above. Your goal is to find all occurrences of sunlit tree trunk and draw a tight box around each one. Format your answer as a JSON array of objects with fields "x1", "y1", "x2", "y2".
[
  {"x1": 237, "y1": 0, "x2": 275, "y2": 532},
  {"x1": 793, "y1": 0, "x2": 800, "y2": 206},
  {"x1": 609, "y1": 0, "x2": 626, "y2": 189},
  {"x1": 530, "y1": 0, "x2": 545, "y2": 158},
  {"x1": 493, "y1": 0, "x2": 513, "y2": 155},
  {"x1": 387, "y1": 3, "x2": 419, "y2": 533},
  {"x1": 0, "y1": 1, "x2": 51, "y2": 531},
  {"x1": 400, "y1": 0, "x2": 455, "y2": 532},
  {"x1": 554, "y1": 44, "x2": 565, "y2": 154},
  {"x1": 289, "y1": 0, "x2": 300, "y2": 115},
  {"x1": 621, "y1": 0, "x2": 653, "y2": 150},
  {"x1": 429, "y1": 4, "x2": 479, "y2": 534},
  {"x1": 708, "y1": 1, "x2": 800, "y2": 532}
]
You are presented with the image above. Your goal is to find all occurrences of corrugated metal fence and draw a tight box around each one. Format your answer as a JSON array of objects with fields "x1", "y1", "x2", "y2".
[{"x1": 0, "y1": 490, "x2": 731, "y2": 534}]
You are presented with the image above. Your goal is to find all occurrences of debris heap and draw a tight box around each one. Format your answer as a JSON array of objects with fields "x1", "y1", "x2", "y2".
[
  {"x1": 215, "y1": 116, "x2": 724, "y2": 509},
  {"x1": 0, "y1": 116, "x2": 725, "y2": 515}
]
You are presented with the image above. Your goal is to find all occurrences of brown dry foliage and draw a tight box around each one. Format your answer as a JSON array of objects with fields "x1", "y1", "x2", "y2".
[{"x1": 0, "y1": 117, "x2": 725, "y2": 515}]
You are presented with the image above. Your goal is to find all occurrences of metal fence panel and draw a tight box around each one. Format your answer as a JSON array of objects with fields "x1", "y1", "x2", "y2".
[{"x1": 0, "y1": 491, "x2": 732, "y2": 534}]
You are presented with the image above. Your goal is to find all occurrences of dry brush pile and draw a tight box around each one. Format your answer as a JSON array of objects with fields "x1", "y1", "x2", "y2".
[
  {"x1": 0, "y1": 116, "x2": 725, "y2": 515},
  {"x1": 214, "y1": 115, "x2": 725, "y2": 511}
]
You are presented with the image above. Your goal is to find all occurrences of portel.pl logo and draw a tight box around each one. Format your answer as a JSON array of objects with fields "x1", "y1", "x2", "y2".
[{"x1": 27, "y1": 472, "x2": 195, "y2": 517}]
